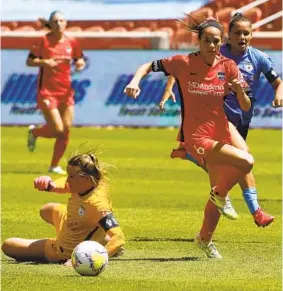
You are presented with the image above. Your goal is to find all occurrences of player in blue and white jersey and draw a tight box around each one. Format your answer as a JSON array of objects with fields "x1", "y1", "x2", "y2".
[{"x1": 220, "y1": 13, "x2": 282, "y2": 139}]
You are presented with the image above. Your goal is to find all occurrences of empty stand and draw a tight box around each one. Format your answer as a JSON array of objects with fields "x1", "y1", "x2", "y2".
[{"x1": 84, "y1": 26, "x2": 105, "y2": 32}]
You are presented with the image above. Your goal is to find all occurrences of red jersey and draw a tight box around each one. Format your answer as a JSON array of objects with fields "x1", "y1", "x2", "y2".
[
  {"x1": 29, "y1": 33, "x2": 83, "y2": 97},
  {"x1": 152, "y1": 52, "x2": 247, "y2": 164}
]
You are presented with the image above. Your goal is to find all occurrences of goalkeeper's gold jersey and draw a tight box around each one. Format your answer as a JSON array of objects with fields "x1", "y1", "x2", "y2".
[{"x1": 54, "y1": 178, "x2": 113, "y2": 257}]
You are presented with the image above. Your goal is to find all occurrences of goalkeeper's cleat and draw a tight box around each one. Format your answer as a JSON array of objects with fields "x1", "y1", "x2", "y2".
[
  {"x1": 48, "y1": 166, "x2": 67, "y2": 175},
  {"x1": 194, "y1": 233, "x2": 222, "y2": 259},
  {"x1": 170, "y1": 148, "x2": 187, "y2": 160},
  {"x1": 253, "y1": 208, "x2": 274, "y2": 227},
  {"x1": 210, "y1": 189, "x2": 238, "y2": 220},
  {"x1": 112, "y1": 247, "x2": 125, "y2": 258},
  {"x1": 27, "y1": 125, "x2": 37, "y2": 152}
]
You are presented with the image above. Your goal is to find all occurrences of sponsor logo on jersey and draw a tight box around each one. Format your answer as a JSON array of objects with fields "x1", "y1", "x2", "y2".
[
  {"x1": 66, "y1": 46, "x2": 72, "y2": 54},
  {"x1": 244, "y1": 62, "x2": 254, "y2": 72},
  {"x1": 217, "y1": 71, "x2": 225, "y2": 81},
  {"x1": 78, "y1": 205, "x2": 85, "y2": 216},
  {"x1": 195, "y1": 146, "x2": 205, "y2": 155},
  {"x1": 187, "y1": 81, "x2": 224, "y2": 96}
]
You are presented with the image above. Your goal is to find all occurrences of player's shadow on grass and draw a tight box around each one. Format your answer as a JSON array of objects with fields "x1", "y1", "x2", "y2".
[
  {"x1": 130, "y1": 237, "x2": 194, "y2": 242},
  {"x1": 113, "y1": 256, "x2": 200, "y2": 262},
  {"x1": 4, "y1": 260, "x2": 52, "y2": 265}
]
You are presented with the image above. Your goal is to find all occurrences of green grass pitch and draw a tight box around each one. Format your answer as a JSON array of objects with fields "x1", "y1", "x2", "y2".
[{"x1": 1, "y1": 127, "x2": 282, "y2": 291}]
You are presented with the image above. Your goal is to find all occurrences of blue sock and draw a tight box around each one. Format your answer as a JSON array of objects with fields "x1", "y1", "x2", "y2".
[
  {"x1": 242, "y1": 188, "x2": 259, "y2": 214},
  {"x1": 185, "y1": 153, "x2": 200, "y2": 167}
]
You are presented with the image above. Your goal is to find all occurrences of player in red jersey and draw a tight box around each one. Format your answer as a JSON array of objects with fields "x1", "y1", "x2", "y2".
[
  {"x1": 124, "y1": 17, "x2": 254, "y2": 259},
  {"x1": 26, "y1": 11, "x2": 85, "y2": 174}
]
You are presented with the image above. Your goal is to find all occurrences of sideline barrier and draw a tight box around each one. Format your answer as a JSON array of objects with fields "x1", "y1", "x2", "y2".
[{"x1": 1, "y1": 49, "x2": 282, "y2": 128}]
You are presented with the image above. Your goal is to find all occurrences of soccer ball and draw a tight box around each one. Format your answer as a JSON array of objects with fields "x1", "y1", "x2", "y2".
[{"x1": 71, "y1": 241, "x2": 109, "y2": 276}]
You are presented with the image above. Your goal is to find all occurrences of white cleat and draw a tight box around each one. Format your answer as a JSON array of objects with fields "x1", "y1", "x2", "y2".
[
  {"x1": 27, "y1": 125, "x2": 37, "y2": 152},
  {"x1": 48, "y1": 166, "x2": 67, "y2": 175},
  {"x1": 210, "y1": 189, "x2": 238, "y2": 220},
  {"x1": 194, "y1": 233, "x2": 223, "y2": 259}
]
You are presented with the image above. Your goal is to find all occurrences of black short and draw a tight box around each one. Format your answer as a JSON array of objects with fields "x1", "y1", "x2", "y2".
[{"x1": 236, "y1": 122, "x2": 250, "y2": 140}]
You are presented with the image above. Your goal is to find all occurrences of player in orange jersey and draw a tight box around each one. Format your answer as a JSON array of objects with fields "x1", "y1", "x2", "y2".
[
  {"x1": 159, "y1": 13, "x2": 279, "y2": 228},
  {"x1": 26, "y1": 11, "x2": 86, "y2": 174},
  {"x1": 2, "y1": 151, "x2": 125, "y2": 263},
  {"x1": 124, "y1": 16, "x2": 254, "y2": 259}
]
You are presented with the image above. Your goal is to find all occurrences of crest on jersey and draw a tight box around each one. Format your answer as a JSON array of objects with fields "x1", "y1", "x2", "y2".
[
  {"x1": 244, "y1": 62, "x2": 253, "y2": 72},
  {"x1": 78, "y1": 205, "x2": 85, "y2": 216},
  {"x1": 66, "y1": 46, "x2": 72, "y2": 54},
  {"x1": 217, "y1": 71, "x2": 225, "y2": 81},
  {"x1": 195, "y1": 146, "x2": 205, "y2": 155}
]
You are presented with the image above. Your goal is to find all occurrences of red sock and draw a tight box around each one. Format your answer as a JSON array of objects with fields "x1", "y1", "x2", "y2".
[
  {"x1": 200, "y1": 199, "x2": 221, "y2": 242},
  {"x1": 50, "y1": 131, "x2": 70, "y2": 167},
  {"x1": 33, "y1": 125, "x2": 55, "y2": 138},
  {"x1": 214, "y1": 166, "x2": 245, "y2": 198}
]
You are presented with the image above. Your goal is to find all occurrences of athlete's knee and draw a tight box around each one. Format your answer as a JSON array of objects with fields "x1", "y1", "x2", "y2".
[
  {"x1": 40, "y1": 203, "x2": 58, "y2": 224},
  {"x1": 2, "y1": 238, "x2": 17, "y2": 256},
  {"x1": 53, "y1": 127, "x2": 65, "y2": 138},
  {"x1": 56, "y1": 128, "x2": 70, "y2": 140},
  {"x1": 242, "y1": 153, "x2": 254, "y2": 174}
]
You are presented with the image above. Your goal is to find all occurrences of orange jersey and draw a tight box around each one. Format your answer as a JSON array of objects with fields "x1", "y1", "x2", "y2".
[
  {"x1": 29, "y1": 33, "x2": 83, "y2": 97},
  {"x1": 152, "y1": 52, "x2": 247, "y2": 164}
]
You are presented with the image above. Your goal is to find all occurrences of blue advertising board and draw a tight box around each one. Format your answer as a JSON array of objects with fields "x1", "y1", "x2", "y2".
[{"x1": 1, "y1": 49, "x2": 282, "y2": 128}]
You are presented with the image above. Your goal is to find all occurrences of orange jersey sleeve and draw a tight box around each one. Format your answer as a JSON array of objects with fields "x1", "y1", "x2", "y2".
[
  {"x1": 152, "y1": 54, "x2": 187, "y2": 78},
  {"x1": 29, "y1": 36, "x2": 45, "y2": 58},
  {"x1": 70, "y1": 37, "x2": 83, "y2": 60}
]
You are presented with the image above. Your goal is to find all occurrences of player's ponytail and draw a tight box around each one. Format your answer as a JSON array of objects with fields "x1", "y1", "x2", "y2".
[
  {"x1": 38, "y1": 10, "x2": 65, "y2": 30},
  {"x1": 38, "y1": 17, "x2": 51, "y2": 29},
  {"x1": 178, "y1": 13, "x2": 224, "y2": 40},
  {"x1": 229, "y1": 12, "x2": 252, "y2": 32}
]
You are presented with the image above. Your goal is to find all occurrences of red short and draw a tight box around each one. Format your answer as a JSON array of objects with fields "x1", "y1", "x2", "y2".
[
  {"x1": 37, "y1": 91, "x2": 74, "y2": 110},
  {"x1": 180, "y1": 122, "x2": 232, "y2": 166}
]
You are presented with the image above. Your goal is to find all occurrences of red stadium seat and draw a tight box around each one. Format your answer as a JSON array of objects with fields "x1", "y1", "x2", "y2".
[
  {"x1": 1, "y1": 25, "x2": 11, "y2": 32},
  {"x1": 191, "y1": 7, "x2": 214, "y2": 18},
  {"x1": 108, "y1": 26, "x2": 128, "y2": 32},
  {"x1": 131, "y1": 27, "x2": 151, "y2": 32},
  {"x1": 171, "y1": 28, "x2": 193, "y2": 49},
  {"x1": 157, "y1": 27, "x2": 174, "y2": 37},
  {"x1": 15, "y1": 25, "x2": 35, "y2": 31},
  {"x1": 84, "y1": 26, "x2": 105, "y2": 32},
  {"x1": 112, "y1": 21, "x2": 134, "y2": 30},
  {"x1": 66, "y1": 26, "x2": 83, "y2": 32},
  {"x1": 217, "y1": 7, "x2": 237, "y2": 23},
  {"x1": 244, "y1": 8, "x2": 262, "y2": 23},
  {"x1": 2, "y1": 21, "x2": 18, "y2": 30}
]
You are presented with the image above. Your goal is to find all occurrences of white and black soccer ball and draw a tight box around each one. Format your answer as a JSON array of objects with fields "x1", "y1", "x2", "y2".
[{"x1": 71, "y1": 241, "x2": 109, "y2": 276}]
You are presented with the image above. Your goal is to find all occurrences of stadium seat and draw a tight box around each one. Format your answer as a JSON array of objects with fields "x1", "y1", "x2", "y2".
[
  {"x1": 2, "y1": 21, "x2": 18, "y2": 30},
  {"x1": 131, "y1": 27, "x2": 151, "y2": 32},
  {"x1": 1, "y1": 25, "x2": 11, "y2": 31},
  {"x1": 66, "y1": 26, "x2": 83, "y2": 32},
  {"x1": 134, "y1": 20, "x2": 158, "y2": 31},
  {"x1": 14, "y1": 25, "x2": 36, "y2": 31},
  {"x1": 217, "y1": 7, "x2": 236, "y2": 23},
  {"x1": 112, "y1": 21, "x2": 134, "y2": 30},
  {"x1": 157, "y1": 20, "x2": 182, "y2": 32},
  {"x1": 171, "y1": 28, "x2": 193, "y2": 49},
  {"x1": 191, "y1": 7, "x2": 214, "y2": 18},
  {"x1": 157, "y1": 27, "x2": 174, "y2": 37},
  {"x1": 84, "y1": 26, "x2": 105, "y2": 32},
  {"x1": 108, "y1": 26, "x2": 128, "y2": 32},
  {"x1": 244, "y1": 8, "x2": 262, "y2": 24}
]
